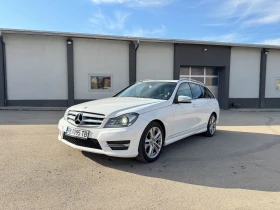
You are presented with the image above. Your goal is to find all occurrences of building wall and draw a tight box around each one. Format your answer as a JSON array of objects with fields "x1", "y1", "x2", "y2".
[
  {"x1": 73, "y1": 38, "x2": 129, "y2": 100},
  {"x1": 0, "y1": 36, "x2": 5, "y2": 106},
  {"x1": 1, "y1": 31, "x2": 279, "y2": 108},
  {"x1": 229, "y1": 47, "x2": 261, "y2": 98},
  {"x1": 4, "y1": 34, "x2": 68, "y2": 100},
  {"x1": 136, "y1": 42, "x2": 173, "y2": 81},
  {"x1": 265, "y1": 49, "x2": 280, "y2": 98}
]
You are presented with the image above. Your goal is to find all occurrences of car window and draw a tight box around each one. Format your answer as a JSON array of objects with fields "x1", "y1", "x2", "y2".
[
  {"x1": 189, "y1": 83, "x2": 203, "y2": 99},
  {"x1": 199, "y1": 85, "x2": 205, "y2": 97},
  {"x1": 115, "y1": 82, "x2": 177, "y2": 100},
  {"x1": 176, "y1": 83, "x2": 193, "y2": 98},
  {"x1": 203, "y1": 86, "x2": 215, "y2": 98}
]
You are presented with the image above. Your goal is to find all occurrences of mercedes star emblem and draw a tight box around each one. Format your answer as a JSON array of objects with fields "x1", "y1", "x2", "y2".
[{"x1": 75, "y1": 113, "x2": 83, "y2": 125}]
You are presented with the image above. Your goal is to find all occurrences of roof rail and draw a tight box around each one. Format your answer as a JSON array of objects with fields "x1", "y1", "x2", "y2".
[
  {"x1": 139, "y1": 79, "x2": 153, "y2": 82},
  {"x1": 179, "y1": 78, "x2": 205, "y2": 85}
]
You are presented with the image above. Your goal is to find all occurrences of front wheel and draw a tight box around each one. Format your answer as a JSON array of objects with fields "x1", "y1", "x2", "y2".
[
  {"x1": 204, "y1": 114, "x2": 217, "y2": 137},
  {"x1": 136, "y1": 122, "x2": 164, "y2": 163}
]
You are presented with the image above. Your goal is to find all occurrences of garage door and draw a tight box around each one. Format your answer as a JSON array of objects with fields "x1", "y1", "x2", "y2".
[{"x1": 180, "y1": 67, "x2": 219, "y2": 98}]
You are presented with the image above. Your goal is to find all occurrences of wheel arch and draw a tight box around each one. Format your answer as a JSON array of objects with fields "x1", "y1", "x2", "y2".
[
  {"x1": 151, "y1": 119, "x2": 166, "y2": 140},
  {"x1": 211, "y1": 112, "x2": 217, "y2": 119}
]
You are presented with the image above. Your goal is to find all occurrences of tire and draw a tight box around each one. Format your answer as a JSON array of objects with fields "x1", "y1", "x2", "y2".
[
  {"x1": 136, "y1": 122, "x2": 164, "y2": 163},
  {"x1": 204, "y1": 114, "x2": 217, "y2": 137}
]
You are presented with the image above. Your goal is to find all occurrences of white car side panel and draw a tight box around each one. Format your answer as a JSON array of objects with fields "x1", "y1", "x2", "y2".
[
  {"x1": 191, "y1": 99, "x2": 209, "y2": 127},
  {"x1": 165, "y1": 126, "x2": 207, "y2": 146},
  {"x1": 139, "y1": 105, "x2": 174, "y2": 139},
  {"x1": 208, "y1": 99, "x2": 220, "y2": 123},
  {"x1": 171, "y1": 103, "x2": 198, "y2": 137}
]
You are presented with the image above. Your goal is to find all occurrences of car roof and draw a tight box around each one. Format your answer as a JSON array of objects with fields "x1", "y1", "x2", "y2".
[
  {"x1": 139, "y1": 80, "x2": 178, "y2": 83},
  {"x1": 139, "y1": 79, "x2": 205, "y2": 86}
]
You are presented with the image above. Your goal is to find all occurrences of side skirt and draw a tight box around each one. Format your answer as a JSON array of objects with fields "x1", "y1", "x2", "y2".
[{"x1": 164, "y1": 128, "x2": 207, "y2": 146}]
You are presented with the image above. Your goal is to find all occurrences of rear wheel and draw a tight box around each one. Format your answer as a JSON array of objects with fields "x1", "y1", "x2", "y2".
[
  {"x1": 136, "y1": 122, "x2": 164, "y2": 163},
  {"x1": 204, "y1": 114, "x2": 217, "y2": 137}
]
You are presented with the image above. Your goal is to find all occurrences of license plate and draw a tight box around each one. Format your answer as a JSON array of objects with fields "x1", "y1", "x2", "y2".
[{"x1": 65, "y1": 127, "x2": 89, "y2": 139}]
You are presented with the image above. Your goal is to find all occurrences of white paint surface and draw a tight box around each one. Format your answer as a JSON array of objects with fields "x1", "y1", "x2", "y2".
[
  {"x1": 137, "y1": 42, "x2": 173, "y2": 81},
  {"x1": 229, "y1": 47, "x2": 261, "y2": 98},
  {"x1": 265, "y1": 50, "x2": 280, "y2": 98},
  {"x1": 73, "y1": 38, "x2": 129, "y2": 100},
  {"x1": 4, "y1": 34, "x2": 68, "y2": 99}
]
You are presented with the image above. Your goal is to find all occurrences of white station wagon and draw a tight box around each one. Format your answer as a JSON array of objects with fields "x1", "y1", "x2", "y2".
[{"x1": 58, "y1": 79, "x2": 220, "y2": 162}]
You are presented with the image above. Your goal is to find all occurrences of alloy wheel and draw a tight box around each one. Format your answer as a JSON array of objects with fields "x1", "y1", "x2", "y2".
[
  {"x1": 209, "y1": 115, "x2": 216, "y2": 135},
  {"x1": 145, "y1": 127, "x2": 163, "y2": 159}
]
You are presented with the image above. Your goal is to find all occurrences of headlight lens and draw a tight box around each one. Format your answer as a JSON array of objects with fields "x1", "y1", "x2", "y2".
[{"x1": 104, "y1": 113, "x2": 139, "y2": 128}]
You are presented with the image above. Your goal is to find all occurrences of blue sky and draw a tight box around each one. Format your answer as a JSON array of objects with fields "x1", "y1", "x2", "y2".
[{"x1": 1, "y1": 0, "x2": 280, "y2": 45}]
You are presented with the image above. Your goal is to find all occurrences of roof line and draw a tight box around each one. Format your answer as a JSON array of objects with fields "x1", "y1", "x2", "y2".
[{"x1": 1, "y1": 28, "x2": 280, "y2": 50}]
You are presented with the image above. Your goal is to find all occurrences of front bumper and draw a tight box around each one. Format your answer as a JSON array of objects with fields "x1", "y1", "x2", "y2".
[{"x1": 58, "y1": 118, "x2": 148, "y2": 158}]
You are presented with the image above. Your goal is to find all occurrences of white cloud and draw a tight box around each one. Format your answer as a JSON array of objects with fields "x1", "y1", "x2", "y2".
[
  {"x1": 89, "y1": 10, "x2": 130, "y2": 31},
  {"x1": 200, "y1": 33, "x2": 241, "y2": 42},
  {"x1": 88, "y1": 9, "x2": 166, "y2": 37},
  {"x1": 125, "y1": 25, "x2": 166, "y2": 37},
  {"x1": 199, "y1": 33, "x2": 252, "y2": 43},
  {"x1": 260, "y1": 38, "x2": 280, "y2": 45},
  {"x1": 90, "y1": 0, "x2": 173, "y2": 7},
  {"x1": 216, "y1": 0, "x2": 280, "y2": 26}
]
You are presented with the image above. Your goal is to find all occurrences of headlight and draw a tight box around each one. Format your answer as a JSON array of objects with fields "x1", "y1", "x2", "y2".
[
  {"x1": 104, "y1": 113, "x2": 139, "y2": 128},
  {"x1": 63, "y1": 110, "x2": 69, "y2": 121}
]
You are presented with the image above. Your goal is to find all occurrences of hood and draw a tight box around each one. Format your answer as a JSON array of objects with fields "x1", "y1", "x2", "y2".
[{"x1": 68, "y1": 97, "x2": 168, "y2": 118}]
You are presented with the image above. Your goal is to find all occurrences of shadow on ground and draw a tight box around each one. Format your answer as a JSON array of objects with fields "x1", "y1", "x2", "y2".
[{"x1": 83, "y1": 130, "x2": 280, "y2": 192}]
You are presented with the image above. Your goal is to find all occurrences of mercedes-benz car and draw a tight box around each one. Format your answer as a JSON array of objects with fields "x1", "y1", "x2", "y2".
[{"x1": 58, "y1": 79, "x2": 219, "y2": 163}]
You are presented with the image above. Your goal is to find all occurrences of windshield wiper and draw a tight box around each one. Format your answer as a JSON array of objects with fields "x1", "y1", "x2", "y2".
[{"x1": 136, "y1": 96, "x2": 148, "y2": 98}]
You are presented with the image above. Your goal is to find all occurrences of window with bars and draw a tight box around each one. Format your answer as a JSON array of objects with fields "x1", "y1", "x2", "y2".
[{"x1": 179, "y1": 67, "x2": 219, "y2": 86}]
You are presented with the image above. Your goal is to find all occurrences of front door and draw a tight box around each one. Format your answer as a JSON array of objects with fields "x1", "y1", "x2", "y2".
[{"x1": 172, "y1": 82, "x2": 198, "y2": 136}]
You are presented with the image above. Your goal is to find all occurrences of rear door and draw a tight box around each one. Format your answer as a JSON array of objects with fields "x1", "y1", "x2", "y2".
[
  {"x1": 201, "y1": 85, "x2": 218, "y2": 117},
  {"x1": 189, "y1": 83, "x2": 209, "y2": 128},
  {"x1": 171, "y1": 82, "x2": 197, "y2": 136}
]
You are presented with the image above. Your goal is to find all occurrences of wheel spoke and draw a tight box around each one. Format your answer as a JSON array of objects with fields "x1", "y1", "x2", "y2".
[
  {"x1": 154, "y1": 142, "x2": 161, "y2": 149},
  {"x1": 147, "y1": 145, "x2": 153, "y2": 157},
  {"x1": 154, "y1": 144, "x2": 160, "y2": 154},
  {"x1": 145, "y1": 141, "x2": 151, "y2": 149},
  {"x1": 145, "y1": 138, "x2": 152, "y2": 143},
  {"x1": 210, "y1": 123, "x2": 215, "y2": 134},
  {"x1": 150, "y1": 128, "x2": 154, "y2": 139},
  {"x1": 154, "y1": 132, "x2": 161, "y2": 140}
]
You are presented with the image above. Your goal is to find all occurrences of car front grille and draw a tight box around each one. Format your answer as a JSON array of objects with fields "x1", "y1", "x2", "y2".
[
  {"x1": 67, "y1": 110, "x2": 105, "y2": 127},
  {"x1": 63, "y1": 133, "x2": 102, "y2": 150}
]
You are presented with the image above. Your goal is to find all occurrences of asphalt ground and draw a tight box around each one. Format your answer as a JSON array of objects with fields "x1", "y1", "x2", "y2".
[{"x1": 0, "y1": 110, "x2": 280, "y2": 210}]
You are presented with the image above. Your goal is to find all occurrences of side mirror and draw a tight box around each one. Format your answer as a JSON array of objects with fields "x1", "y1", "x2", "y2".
[{"x1": 178, "y1": 95, "x2": 192, "y2": 103}]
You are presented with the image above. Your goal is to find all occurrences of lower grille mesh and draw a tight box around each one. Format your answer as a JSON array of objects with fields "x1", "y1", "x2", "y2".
[{"x1": 63, "y1": 133, "x2": 102, "y2": 150}]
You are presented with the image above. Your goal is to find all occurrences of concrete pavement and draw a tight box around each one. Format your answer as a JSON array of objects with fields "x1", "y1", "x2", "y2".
[{"x1": 0, "y1": 110, "x2": 280, "y2": 209}]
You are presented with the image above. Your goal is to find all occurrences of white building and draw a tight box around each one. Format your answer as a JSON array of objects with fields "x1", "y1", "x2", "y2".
[{"x1": 0, "y1": 29, "x2": 279, "y2": 109}]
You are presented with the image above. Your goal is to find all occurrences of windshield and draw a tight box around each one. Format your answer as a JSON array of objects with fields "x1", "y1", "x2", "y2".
[{"x1": 115, "y1": 82, "x2": 177, "y2": 100}]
